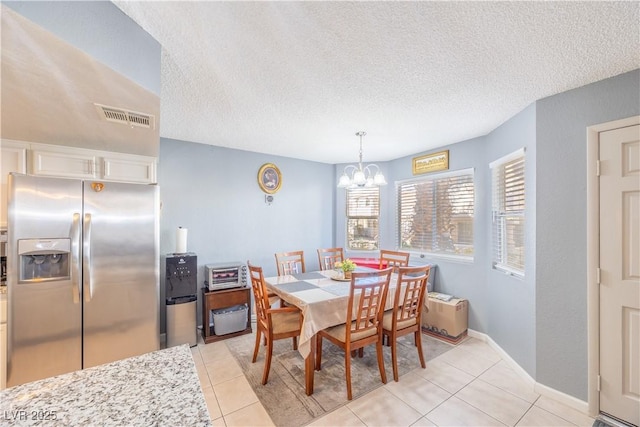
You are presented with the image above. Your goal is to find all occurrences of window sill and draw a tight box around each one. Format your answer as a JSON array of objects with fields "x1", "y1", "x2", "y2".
[
  {"x1": 409, "y1": 251, "x2": 474, "y2": 264},
  {"x1": 493, "y1": 264, "x2": 524, "y2": 279}
]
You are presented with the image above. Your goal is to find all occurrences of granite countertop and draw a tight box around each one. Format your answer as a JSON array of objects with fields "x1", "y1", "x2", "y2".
[{"x1": 0, "y1": 345, "x2": 211, "y2": 426}]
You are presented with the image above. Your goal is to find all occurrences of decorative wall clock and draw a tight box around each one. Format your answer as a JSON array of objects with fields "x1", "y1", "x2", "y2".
[{"x1": 257, "y1": 163, "x2": 282, "y2": 194}]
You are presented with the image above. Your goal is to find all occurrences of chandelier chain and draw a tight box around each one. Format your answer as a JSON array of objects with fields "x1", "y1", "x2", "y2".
[{"x1": 356, "y1": 131, "x2": 366, "y2": 168}]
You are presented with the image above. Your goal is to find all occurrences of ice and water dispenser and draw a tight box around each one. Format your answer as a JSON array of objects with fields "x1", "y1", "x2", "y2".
[
  {"x1": 166, "y1": 253, "x2": 197, "y2": 347},
  {"x1": 18, "y1": 239, "x2": 71, "y2": 283}
]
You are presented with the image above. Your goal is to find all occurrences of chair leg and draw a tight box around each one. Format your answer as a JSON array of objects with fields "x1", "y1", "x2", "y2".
[
  {"x1": 345, "y1": 348, "x2": 353, "y2": 400},
  {"x1": 315, "y1": 335, "x2": 322, "y2": 371},
  {"x1": 415, "y1": 329, "x2": 426, "y2": 369},
  {"x1": 391, "y1": 333, "x2": 399, "y2": 382},
  {"x1": 376, "y1": 338, "x2": 387, "y2": 385},
  {"x1": 292, "y1": 336, "x2": 298, "y2": 350},
  {"x1": 252, "y1": 328, "x2": 262, "y2": 363},
  {"x1": 358, "y1": 348, "x2": 364, "y2": 358},
  {"x1": 262, "y1": 335, "x2": 273, "y2": 385}
]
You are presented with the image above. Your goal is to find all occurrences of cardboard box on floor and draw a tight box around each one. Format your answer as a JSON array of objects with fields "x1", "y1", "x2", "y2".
[{"x1": 422, "y1": 293, "x2": 468, "y2": 339}]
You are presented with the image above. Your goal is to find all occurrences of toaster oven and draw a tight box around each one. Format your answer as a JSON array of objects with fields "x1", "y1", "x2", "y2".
[{"x1": 205, "y1": 262, "x2": 246, "y2": 291}]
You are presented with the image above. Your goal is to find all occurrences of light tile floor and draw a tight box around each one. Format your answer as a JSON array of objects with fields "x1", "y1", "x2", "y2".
[{"x1": 191, "y1": 328, "x2": 596, "y2": 427}]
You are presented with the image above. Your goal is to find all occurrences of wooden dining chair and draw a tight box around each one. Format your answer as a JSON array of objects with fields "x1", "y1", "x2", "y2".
[
  {"x1": 315, "y1": 267, "x2": 393, "y2": 400},
  {"x1": 382, "y1": 265, "x2": 431, "y2": 381},
  {"x1": 275, "y1": 250, "x2": 306, "y2": 276},
  {"x1": 317, "y1": 247, "x2": 344, "y2": 271},
  {"x1": 379, "y1": 249, "x2": 410, "y2": 271},
  {"x1": 248, "y1": 261, "x2": 302, "y2": 385}
]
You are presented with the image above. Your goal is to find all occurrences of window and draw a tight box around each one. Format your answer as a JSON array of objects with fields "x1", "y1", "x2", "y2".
[
  {"x1": 491, "y1": 149, "x2": 525, "y2": 275},
  {"x1": 397, "y1": 169, "x2": 474, "y2": 257},
  {"x1": 346, "y1": 187, "x2": 379, "y2": 250}
]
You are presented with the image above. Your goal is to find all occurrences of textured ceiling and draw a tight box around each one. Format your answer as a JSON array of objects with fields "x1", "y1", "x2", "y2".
[{"x1": 112, "y1": 1, "x2": 639, "y2": 164}]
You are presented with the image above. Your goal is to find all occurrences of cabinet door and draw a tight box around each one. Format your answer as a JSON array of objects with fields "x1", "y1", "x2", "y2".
[
  {"x1": 102, "y1": 154, "x2": 157, "y2": 184},
  {"x1": 31, "y1": 148, "x2": 97, "y2": 179},
  {"x1": 1, "y1": 141, "x2": 28, "y2": 228}
]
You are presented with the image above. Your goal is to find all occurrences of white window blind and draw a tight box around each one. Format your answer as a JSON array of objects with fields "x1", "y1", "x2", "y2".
[
  {"x1": 346, "y1": 187, "x2": 379, "y2": 250},
  {"x1": 397, "y1": 169, "x2": 474, "y2": 256},
  {"x1": 491, "y1": 149, "x2": 525, "y2": 275}
]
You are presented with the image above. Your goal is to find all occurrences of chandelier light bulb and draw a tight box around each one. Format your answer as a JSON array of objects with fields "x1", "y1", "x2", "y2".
[
  {"x1": 338, "y1": 173, "x2": 351, "y2": 188},
  {"x1": 373, "y1": 171, "x2": 387, "y2": 185}
]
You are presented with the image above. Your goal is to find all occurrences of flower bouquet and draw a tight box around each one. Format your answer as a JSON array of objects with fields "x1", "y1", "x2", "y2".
[{"x1": 336, "y1": 258, "x2": 356, "y2": 279}]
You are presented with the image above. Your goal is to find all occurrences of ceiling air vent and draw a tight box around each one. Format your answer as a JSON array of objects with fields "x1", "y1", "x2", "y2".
[{"x1": 94, "y1": 103, "x2": 155, "y2": 129}]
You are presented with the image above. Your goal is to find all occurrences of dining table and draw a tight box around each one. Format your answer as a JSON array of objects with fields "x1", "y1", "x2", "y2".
[{"x1": 263, "y1": 267, "x2": 401, "y2": 396}]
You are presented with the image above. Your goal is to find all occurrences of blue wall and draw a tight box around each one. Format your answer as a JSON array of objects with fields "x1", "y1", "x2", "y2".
[
  {"x1": 159, "y1": 138, "x2": 335, "y2": 328},
  {"x1": 380, "y1": 135, "x2": 490, "y2": 335},
  {"x1": 535, "y1": 69, "x2": 640, "y2": 400},
  {"x1": 485, "y1": 103, "x2": 537, "y2": 377},
  {"x1": 363, "y1": 103, "x2": 537, "y2": 376},
  {"x1": 335, "y1": 70, "x2": 639, "y2": 398}
]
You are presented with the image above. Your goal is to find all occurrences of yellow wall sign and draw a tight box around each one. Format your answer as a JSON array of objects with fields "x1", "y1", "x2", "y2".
[{"x1": 412, "y1": 150, "x2": 449, "y2": 175}]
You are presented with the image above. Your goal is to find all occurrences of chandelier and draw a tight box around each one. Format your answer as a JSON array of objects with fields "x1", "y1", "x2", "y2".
[{"x1": 337, "y1": 131, "x2": 387, "y2": 188}]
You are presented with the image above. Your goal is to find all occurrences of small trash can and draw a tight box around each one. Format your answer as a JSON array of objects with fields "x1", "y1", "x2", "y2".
[{"x1": 212, "y1": 304, "x2": 248, "y2": 336}]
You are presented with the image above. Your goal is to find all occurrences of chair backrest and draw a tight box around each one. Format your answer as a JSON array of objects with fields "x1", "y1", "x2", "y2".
[
  {"x1": 275, "y1": 250, "x2": 306, "y2": 276},
  {"x1": 317, "y1": 247, "x2": 344, "y2": 271},
  {"x1": 379, "y1": 249, "x2": 410, "y2": 271},
  {"x1": 345, "y1": 267, "x2": 393, "y2": 341},
  {"x1": 392, "y1": 265, "x2": 431, "y2": 325},
  {"x1": 247, "y1": 261, "x2": 270, "y2": 328}
]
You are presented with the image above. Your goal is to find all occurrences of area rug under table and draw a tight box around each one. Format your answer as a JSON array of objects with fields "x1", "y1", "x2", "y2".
[{"x1": 226, "y1": 332, "x2": 453, "y2": 427}]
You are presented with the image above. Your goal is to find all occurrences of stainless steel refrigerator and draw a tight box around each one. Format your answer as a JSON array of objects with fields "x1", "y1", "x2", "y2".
[{"x1": 6, "y1": 173, "x2": 159, "y2": 387}]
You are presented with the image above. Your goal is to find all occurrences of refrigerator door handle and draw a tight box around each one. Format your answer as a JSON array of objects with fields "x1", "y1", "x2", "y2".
[
  {"x1": 71, "y1": 213, "x2": 81, "y2": 304},
  {"x1": 83, "y1": 213, "x2": 93, "y2": 302}
]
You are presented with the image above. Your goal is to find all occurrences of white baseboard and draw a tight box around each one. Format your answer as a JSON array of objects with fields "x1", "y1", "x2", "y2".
[
  {"x1": 467, "y1": 329, "x2": 589, "y2": 415},
  {"x1": 534, "y1": 382, "x2": 589, "y2": 414},
  {"x1": 467, "y1": 329, "x2": 535, "y2": 387}
]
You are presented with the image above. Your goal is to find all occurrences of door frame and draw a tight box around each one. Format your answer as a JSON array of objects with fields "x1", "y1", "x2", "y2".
[{"x1": 586, "y1": 115, "x2": 640, "y2": 417}]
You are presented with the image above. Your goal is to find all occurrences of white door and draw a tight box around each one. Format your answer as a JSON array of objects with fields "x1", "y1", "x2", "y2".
[{"x1": 599, "y1": 124, "x2": 640, "y2": 426}]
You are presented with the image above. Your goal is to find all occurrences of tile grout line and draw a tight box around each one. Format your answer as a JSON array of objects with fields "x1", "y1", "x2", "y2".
[
  {"x1": 203, "y1": 334, "x2": 587, "y2": 427},
  {"x1": 531, "y1": 400, "x2": 583, "y2": 427},
  {"x1": 512, "y1": 401, "x2": 536, "y2": 427},
  {"x1": 194, "y1": 346, "x2": 232, "y2": 424},
  {"x1": 454, "y1": 374, "x2": 531, "y2": 427},
  {"x1": 428, "y1": 358, "x2": 514, "y2": 427}
]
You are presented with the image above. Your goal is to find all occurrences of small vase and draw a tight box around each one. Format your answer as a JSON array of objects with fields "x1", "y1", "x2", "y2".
[{"x1": 343, "y1": 270, "x2": 352, "y2": 279}]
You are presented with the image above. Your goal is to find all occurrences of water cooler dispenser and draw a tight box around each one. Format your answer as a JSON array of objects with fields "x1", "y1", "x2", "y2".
[{"x1": 166, "y1": 253, "x2": 197, "y2": 347}]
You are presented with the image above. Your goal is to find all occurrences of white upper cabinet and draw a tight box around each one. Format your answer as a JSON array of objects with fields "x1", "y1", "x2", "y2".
[
  {"x1": 28, "y1": 143, "x2": 157, "y2": 184},
  {"x1": 0, "y1": 140, "x2": 28, "y2": 228},
  {"x1": 31, "y1": 146, "x2": 98, "y2": 179},
  {"x1": 1, "y1": 141, "x2": 157, "y2": 228},
  {"x1": 102, "y1": 153, "x2": 156, "y2": 184}
]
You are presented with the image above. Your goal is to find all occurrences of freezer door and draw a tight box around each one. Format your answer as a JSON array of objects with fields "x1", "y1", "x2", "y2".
[
  {"x1": 7, "y1": 174, "x2": 83, "y2": 387},
  {"x1": 82, "y1": 181, "x2": 159, "y2": 368}
]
